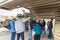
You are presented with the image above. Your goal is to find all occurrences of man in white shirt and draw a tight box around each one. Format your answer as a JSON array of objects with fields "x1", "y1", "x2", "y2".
[{"x1": 15, "y1": 14, "x2": 31, "y2": 40}]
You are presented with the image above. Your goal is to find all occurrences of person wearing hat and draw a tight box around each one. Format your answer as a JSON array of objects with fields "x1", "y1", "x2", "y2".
[{"x1": 15, "y1": 14, "x2": 31, "y2": 40}]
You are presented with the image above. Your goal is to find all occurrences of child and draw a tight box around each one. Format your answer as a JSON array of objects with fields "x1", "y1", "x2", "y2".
[{"x1": 33, "y1": 21, "x2": 42, "y2": 40}]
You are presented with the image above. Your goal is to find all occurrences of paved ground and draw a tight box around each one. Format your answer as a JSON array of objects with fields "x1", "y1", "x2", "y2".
[{"x1": 0, "y1": 31, "x2": 53, "y2": 40}]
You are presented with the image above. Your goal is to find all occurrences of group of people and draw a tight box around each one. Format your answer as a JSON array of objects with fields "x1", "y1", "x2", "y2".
[
  {"x1": 9, "y1": 14, "x2": 31, "y2": 40},
  {"x1": 9, "y1": 13, "x2": 53, "y2": 40},
  {"x1": 27, "y1": 18, "x2": 53, "y2": 40}
]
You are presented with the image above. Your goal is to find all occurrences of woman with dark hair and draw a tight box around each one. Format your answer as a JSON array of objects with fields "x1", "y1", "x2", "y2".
[
  {"x1": 48, "y1": 18, "x2": 53, "y2": 39},
  {"x1": 47, "y1": 19, "x2": 53, "y2": 39}
]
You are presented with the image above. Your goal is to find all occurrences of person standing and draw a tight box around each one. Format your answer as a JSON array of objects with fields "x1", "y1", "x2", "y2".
[
  {"x1": 27, "y1": 20, "x2": 32, "y2": 40},
  {"x1": 9, "y1": 18, "x2": 16, "y2": 40},
  {"x1": 47, "y1": 18, "x2": 53, "y2": 39},
  {"x1": 49, "y1": 18, "x2": 53, "y2": 38},
  {"x1": 42, "y1": 19, "x2": 46, "y2": 34},
  {"x1": 33, "y1": 21, "x2": 42, "y2": 40},
  {"x1": 28, "y1": 19, "x2": 34, "y2": 40},
  {"x1": 15, "y1": 14, "x2": 31, "y2": 40}
]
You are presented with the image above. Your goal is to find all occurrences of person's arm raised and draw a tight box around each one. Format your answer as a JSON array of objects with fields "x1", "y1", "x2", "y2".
[{"x1": 23, "y1": 17, "x2": 31, "y2": 23}]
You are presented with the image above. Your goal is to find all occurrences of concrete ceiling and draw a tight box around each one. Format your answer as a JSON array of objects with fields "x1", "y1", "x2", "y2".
[
  {"x1": 0, "y1": 0, "x2": 60, "y2": 10},
  {"x1": 0, "y1": 0, "x2": 60, "y2": 18}
]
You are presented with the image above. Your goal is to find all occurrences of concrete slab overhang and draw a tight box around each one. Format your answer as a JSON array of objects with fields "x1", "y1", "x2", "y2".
[
  {"x1": 0, "y1": 0, "x2": 60, "y2": 19},
  {"x1": 0, "y1": 0, "x2": 60, "y2": 10}
]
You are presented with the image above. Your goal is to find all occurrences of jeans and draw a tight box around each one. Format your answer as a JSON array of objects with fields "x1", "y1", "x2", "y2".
[
  {"x1": 48, "y1": 28, "x2": 53, "y2": 39},
  {"x1": 11, "y1": 32, "x2": 16, "y2": 40},
  {"x1": 17, "y1": 32, "x2": 24, "y2": 40},
  {"x1": 29, "y1": 30, "x2": 32, "y2": 40},
  {"x1": 42, "y1": 27, "x2": 46, "y2": 34}
]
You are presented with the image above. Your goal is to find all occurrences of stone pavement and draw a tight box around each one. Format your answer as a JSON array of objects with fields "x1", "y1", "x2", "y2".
[{"x1": 0, "y1": 31, "x2": 53, "y2": 40}]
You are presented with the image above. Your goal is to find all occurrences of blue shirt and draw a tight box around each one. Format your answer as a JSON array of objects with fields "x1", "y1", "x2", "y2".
[
  {"x1": 33, "y1": 25, "x2": 42, "y2": 34},
  {"x1": 10, "y1": 20, "x2": 16, "y2": 32}
]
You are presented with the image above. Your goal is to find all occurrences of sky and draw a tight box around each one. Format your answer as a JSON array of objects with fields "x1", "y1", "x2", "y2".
[{"x1": 0, "y1": 7, "x2": 30, "y2": 16}]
